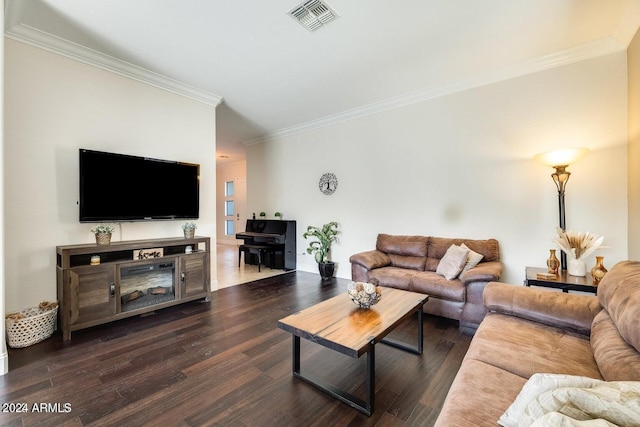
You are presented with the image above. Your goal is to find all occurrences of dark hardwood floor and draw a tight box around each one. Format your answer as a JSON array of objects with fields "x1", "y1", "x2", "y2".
[{"x1": 0, "y1": 272, "x2": 472, "y2": 427}]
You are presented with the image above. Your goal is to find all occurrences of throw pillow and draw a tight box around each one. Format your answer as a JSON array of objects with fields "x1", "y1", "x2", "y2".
[
  {"x1": 461, "y1": 243, "x2": 483, "y2": 271},
  {"x1": 498, "y1": 373, "x2": 602, "y2": 427},
  {"x1": 435, "y1": 244, "x2": 469, "y2": 280}
]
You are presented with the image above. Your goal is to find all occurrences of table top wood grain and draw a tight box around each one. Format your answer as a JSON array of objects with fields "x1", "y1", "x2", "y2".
[{"x1": 278, "y1": 288, "x2": 427, "y2": 358}]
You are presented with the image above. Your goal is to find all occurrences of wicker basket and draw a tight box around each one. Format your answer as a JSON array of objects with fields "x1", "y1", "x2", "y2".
[{"x1": 5, "y1": 302, "x2": 58, "y2": 348}]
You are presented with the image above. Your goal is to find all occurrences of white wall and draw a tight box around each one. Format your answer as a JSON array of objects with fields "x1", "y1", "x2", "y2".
[
  {"x1": 4, "y1": 39, "x2": 217, "y2": 312},
  {"x1": 247, "y1": 52, "x2": 629, "y2": 284},
  {"x1": 1, "y1": 8, "x2": 8, "y2": 374},
  {"x1": 629, "y1": 29, "x2": 640, "y2": 260}
]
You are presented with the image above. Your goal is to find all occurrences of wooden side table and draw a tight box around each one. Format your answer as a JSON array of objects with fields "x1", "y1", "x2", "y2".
[{"x1": 524, "y1": 266, "x2": 597, "y2": 294}]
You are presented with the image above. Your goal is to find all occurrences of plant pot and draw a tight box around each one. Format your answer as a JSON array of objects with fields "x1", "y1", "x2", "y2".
[
  {"x1": 183, "y1": 229, "x2": 195, "y2": 239},
  {"x1": 318, "y1": 262, "x2": 335, "y2": 281},
  {"x1": 95, "y1": 233, "x2": 112, "y2": 245},
  {"x1": 568, "y1": 259, "x2": 586, "y2": 276}
]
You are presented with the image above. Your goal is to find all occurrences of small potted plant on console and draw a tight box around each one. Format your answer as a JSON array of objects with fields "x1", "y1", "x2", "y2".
[
  {"x1": 91, "y1": 224, "x2": 115, "y2": 245},
  {"x1": 303, "y1": 221, "x2": 339, "y2": 281},
  {"x1": 182, "y1": 222, "x2": 197, "y2": 239}
]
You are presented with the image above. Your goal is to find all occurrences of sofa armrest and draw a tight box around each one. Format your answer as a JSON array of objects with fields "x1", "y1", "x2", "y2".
[
  {"x1": 350, "y1": 250, "x2": 391, "y2": 282},
  {"x1": 349, "y1": 250, "x2": 391, "y2": 270},
  {"x1": 483, "y1": 282, "x2": 601, "y2": 335},
  {"x1": 349, "y1": 250, "x2": 391, "y2": 271},
  {"x1": 459, "y1": 261, "x2": 502, "y2": 285}
]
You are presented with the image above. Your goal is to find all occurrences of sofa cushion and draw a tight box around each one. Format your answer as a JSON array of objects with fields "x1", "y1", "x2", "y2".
[
  {"x1": 367, "y1": 266, "x2": 415, "y2": 291},
  {"x1": 435, "y1": 244, "x2": 469, "y2": 279},
  {"x1": 426, "y1": 237, "x2": 500, "y2": 271},
  {"x1": 464, "y1": 238, "x2": 501, "y2": 263},
  {"x1": 434, "y1": 359, "x2": 527, "y2": 427},
  {"x1": 376, "y1": 234, "x2": 428, "y2": 271},
  {"x1": 465, "y1": 313, "x2": 602, "y2": 380},
  {"x1": 387, "y1": 254, "x2": 427, "y2": 271},
  {"x1": 484, "y1": 282, "x2": 600, "y2": 336},
  {"x1": 375, "y1": 234, "x2": 429, "y2": 256},
  {"x1": 596, "y1": 260, "x2": 640, "y2": 353},
  {"x1": 410, "y1": 271, "x2": 465, "y2": 302},
  {"x1": 591, "y1": 309, "x2": 640, "y2": 381}
]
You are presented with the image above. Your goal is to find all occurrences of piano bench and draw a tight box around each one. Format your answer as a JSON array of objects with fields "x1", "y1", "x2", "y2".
[{"x1": 238, "y1": 244, "x2": 273, "y2": 272}]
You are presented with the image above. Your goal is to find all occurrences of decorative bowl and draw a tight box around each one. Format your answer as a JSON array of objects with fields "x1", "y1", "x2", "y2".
[{"x1": 347, "y1": 281, "x2": 382, "y2": 309}]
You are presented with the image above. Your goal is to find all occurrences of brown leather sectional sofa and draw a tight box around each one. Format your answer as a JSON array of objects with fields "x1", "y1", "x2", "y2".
[
  {"x1": 349, "y1": 234, "x2": 502, "y2": 329},
  {"x1": 435, "y1": 260, "x2": 640, "y2": 426}
]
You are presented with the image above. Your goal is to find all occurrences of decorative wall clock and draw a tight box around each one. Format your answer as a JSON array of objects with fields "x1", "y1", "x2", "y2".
[{"x1": 319, "y1": 172, "x2": 338, "y2": 195}]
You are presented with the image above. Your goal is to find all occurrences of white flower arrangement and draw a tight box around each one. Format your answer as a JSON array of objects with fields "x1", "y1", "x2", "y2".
[
  {"x1": 91, "y1": 224, "x2": 115, "y2": 234},
  {"x1": 552, "y1": 227, "x2": 605, "y2": 261}
]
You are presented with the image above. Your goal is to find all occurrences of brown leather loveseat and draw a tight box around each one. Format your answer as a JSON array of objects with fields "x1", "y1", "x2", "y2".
[{"x1": 349, "y1": 234, "x2": 502, "y2": 329}]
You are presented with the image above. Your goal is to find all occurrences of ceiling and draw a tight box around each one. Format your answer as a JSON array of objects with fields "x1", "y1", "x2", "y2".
[{"x1": 5, "y1": 0, "x2": 640, "y2": 165}]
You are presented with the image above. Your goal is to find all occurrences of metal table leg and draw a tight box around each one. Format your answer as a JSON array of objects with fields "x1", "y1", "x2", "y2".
[
  {"x1": 381, "y1": 308, "x2": 423, "y2": 355},
  {"x1": 292, "y1": 335, "x2": 375, "y2": 416}
]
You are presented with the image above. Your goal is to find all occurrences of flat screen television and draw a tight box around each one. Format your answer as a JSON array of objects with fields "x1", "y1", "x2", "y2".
[{"x1": 79, "y1": 149, "x2": 200, "y2": 222}]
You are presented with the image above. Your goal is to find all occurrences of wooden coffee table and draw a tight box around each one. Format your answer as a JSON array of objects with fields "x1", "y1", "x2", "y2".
[{"x1": 277, "y1": 287, "x2": 428, "y2": 416}]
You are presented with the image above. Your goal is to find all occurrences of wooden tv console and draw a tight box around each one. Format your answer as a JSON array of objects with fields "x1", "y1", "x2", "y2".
[{"x1": 56, "y1": 236, "x2": 210, "y2": 341}]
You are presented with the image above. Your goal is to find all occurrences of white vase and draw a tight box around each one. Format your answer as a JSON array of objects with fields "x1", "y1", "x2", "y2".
[{"x1": 568, "y1": 259, "x2": 587, "y2": 277}]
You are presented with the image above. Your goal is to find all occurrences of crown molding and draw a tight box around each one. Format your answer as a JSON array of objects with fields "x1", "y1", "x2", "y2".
[
  {"x1": 3, "y1": 0, "x2": 625, "y2": 141},
  {"x1": 244, "y1": 37, "x2": 624, "y2": 145},
  {"x1": 4, "y1": 21, "x2": 224, "y2": 107}
]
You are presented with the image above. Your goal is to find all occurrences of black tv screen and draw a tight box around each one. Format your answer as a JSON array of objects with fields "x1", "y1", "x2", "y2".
[{"x1": 79, "y1": 149, "x2": 200, "y2": 222}]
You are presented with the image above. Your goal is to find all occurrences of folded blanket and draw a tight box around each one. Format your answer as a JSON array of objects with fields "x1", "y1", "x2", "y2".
[
  {"x1": 499, "y1": 373, "x2": 640, "y2": 427},
  {"x1": 530, "y1": 412, "x2": 617, "y2": 427}
]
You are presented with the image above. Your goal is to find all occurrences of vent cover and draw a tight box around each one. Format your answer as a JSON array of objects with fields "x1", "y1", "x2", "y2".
[{"x1": 288, "y1": 0, "x2": 339, "y2": 32}]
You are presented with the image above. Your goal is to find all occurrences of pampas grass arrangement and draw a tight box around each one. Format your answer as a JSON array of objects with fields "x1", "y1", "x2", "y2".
[{"x1": 552, "y1": 227, "x2": 605, "y2": 260}]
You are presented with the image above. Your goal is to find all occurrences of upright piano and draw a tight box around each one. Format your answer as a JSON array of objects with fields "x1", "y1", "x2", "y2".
[{"x1": 236, "y1": 219, "x2": 296, "y2": 270}]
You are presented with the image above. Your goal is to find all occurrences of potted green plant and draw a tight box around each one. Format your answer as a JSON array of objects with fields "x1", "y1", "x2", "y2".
[
  {"x1": 259, "y1": 212, "x2": 266, "y2": 218},
  {"x1": 274, "y1": 212, "x2": 282, "y2": 220},
  {"x1": 91, "y1": 224, "x2": 115, "y2": 245},
  {"x1": 182, "y1": 222, "x2": 197, "y2": 239},
  {"x1": 303, "y1": 221, "x2": 339, "y2": 280}
]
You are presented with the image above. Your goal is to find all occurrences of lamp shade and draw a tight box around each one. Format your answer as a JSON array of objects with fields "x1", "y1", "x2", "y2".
[{"x1": 534, "y1": 148, "x2": 588, "y2": 167}]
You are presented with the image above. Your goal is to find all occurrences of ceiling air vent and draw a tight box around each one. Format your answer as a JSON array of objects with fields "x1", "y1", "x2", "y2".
[{"x1": 288, "y1": 0, "x2": 339, "y2": 32}]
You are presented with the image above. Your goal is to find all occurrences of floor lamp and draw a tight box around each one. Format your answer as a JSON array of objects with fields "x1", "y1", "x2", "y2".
[{"x1": 534, "y1": 148, "x2": 588, "y2": 270}]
